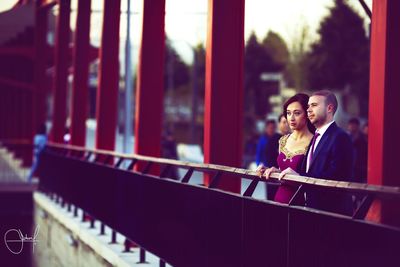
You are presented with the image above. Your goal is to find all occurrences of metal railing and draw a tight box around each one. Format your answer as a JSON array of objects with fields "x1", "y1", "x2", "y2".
[{"x1": 36, "y1": 142, "x2": 400, "y2": 267}]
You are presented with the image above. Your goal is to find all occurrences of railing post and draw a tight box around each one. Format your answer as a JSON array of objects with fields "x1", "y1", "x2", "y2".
[
  {"x1": 138, "y1": 248, "x2": 148, "y2": 263},
  {"x1": 100, "y1": 223, "x2": 105, "y2": 235},
  {"x1": 110, "y1": 230, "x2": 117, "y2": 244}
]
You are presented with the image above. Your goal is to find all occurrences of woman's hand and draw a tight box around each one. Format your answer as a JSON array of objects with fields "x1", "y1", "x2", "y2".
[
  {"x1": 278, "y1": 167, "x2": 298, "y2": 180},
  {"x1": 255, "y1": 164, "x2": 266, "y2": 178},
  {"x1": 263, "y1": 166, "x2": 280, "y2": 179}
]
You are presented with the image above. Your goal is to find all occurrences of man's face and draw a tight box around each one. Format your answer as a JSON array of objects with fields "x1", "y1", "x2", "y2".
[
  {"x1": 307, "y1": 95, "x2": 328, "y2": 127},
  {"x1": 265, "y1": 123, "x2": 276, "y2": 136}
]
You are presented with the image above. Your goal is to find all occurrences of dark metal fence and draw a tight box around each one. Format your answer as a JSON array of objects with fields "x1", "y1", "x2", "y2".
[{"x1": 38, "y1": 143, "x2": 400, "y2": 267}]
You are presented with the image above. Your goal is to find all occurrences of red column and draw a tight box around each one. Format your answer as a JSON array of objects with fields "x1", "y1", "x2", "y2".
[
  {"x1": 0, "y1": 90, "x2": 3, "y2": 139},
  {"x1": 368, "y1": 0, "x2": 400, "y2": 224},
  {"x1": 134, "y1": 0, "x2": 165, "y2": 173},
  {"x1": 203, "y1": 0, "x2": 244, "y2": 193},
  {"x1": 70, "y1": 0, "x2": 91, "y2": 147},
  {"x1": 33, "y1": 4, "x2": 49, "y2": 138},
  {"x1": 95, "y1": 0, "x2": 121, "y2": 151},
  {"x1": 51, "y1": 0, "x2": 71, "y2": 143}
]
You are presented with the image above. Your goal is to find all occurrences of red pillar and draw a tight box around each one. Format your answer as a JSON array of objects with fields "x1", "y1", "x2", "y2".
[
  {"x1": 203, "y1": 0, "x2": 244, "y2": 193},
  {"x1": 368, "y1": 0, "x2": 400, "y2": 224},
  {"x1": 33, "y1": 3, "x2": 49, "y2": 138},
  {"x1": 95, "y1": 0, "x2": 121, "y2": 151},
  {"x1": 51, "y1": 0, "x2": 71, "y2": 143},
  {"x1": 70, "y1": 0, "x2": 91, "y2": 147},
  {"x1": 134, "y1": 0, "x2": 165, "y2": 173},
  {"x1": 0, "y1": 90, "x2": 3, "y2": 139}
]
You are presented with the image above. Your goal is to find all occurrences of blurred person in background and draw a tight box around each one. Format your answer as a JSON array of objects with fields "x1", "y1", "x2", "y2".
[
  {"x1": 28, "y1": 123, "x2": 48, "y2": 182},
  {"x1": 278, "y1": 113, "x2": 291, "y2": 135},
  {"x1": 255, "y1": 119, "x2": 280, "y2": 168},
  {"x1": 362, "y1": 121, "x2": 368, "y2": 138},
  {"x1": 161, "y1": 129, "x2": 179, "y2": 179},
  {"x1": 255, "y1": 119, "x2": 281, "y2": 200},
  {"x1": 347, "y1": 118, "x2": 368, "y2": 183}
]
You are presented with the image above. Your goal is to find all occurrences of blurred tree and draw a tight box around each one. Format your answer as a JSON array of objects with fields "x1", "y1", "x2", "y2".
[
  {"x1": 262, "y1": 31, "x2": 290, "y2": 70},
  {"x1": 245, "y1": 32, "x2": 284, "y2": 118},
  {"x1": 164, "y1": 38, "x2": 190, "y2": 91},
  {"x1": 306, "y1": 0, "x2": 370, "y2": 115},
  {"x1": 193, "y1": 43, "x2": 206, "y2": 99},
  {"x1": 286, "y1": 22, "x2": 312, "y2": 91}
]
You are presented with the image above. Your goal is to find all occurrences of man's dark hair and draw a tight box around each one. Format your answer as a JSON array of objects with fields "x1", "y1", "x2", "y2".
[
  {"x1": 312, "y1": 90, "x2": 338, "y2": 114},
  {"x1": 37, "y1": 123, "x2": 47, "y2": 135},
  {"x1": 266, "y1": 119, "x2": 277, "y2": 126},
  {"x1": 278, "y1": 113, "x2": 286, "y2": 122}
]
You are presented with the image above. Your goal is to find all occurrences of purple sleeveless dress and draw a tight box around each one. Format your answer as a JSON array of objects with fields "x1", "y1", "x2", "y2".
[{"x1": 274, "y1": 135, "x2": 309, "y2": 204}]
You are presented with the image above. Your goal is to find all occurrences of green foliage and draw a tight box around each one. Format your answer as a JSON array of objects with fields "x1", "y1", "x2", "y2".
[
  {"x1": 164, "y1": 38, "x2": 190, "y2": 91},
  {"x1": 285, "y1": 23, "x2": 311, "y2": 91},
  {"x1": 193, "y1": 43, "x2": 206, "y2": 98},
  {"x1": 262, "y1": 31, "x2": 290, "y2": 70},
  {"x1": 244, "y1": 31, "x2": 289, "y2": 117}
]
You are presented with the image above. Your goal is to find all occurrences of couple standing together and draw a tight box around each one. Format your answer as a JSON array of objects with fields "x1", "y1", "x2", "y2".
[{"x1": 257, "y1": 89, "x2": 354, "y2": 215}]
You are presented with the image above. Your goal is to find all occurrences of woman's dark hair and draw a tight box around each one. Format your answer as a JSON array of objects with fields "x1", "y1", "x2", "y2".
[{"x1": 283, "y1": 93, "x2": 315, "y2": 133}]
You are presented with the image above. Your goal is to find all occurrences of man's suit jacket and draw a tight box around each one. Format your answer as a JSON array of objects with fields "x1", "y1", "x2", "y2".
[{"x1": 300, "y1": 122, "x2": 354, "y2": 215}]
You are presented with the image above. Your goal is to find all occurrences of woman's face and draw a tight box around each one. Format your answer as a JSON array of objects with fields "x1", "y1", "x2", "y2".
[{"x1": 286, "y1": 101, "x2": 307, "y2": 131}]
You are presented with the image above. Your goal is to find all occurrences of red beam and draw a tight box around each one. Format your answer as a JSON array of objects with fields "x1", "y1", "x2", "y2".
[
  {"x1": 50, "y1": 0, "x2": 71, "y2": 143},
  {"x1": 203, "y1": 0, "x2": 244, "y2": 193},
  {"x1": 70, "y1": 0, "x2": 91, "y2": 147},
  {"x1": 134, "y1": 0, "x2": 166, "y2": 173},
  {"x1": 0, "y1": 47, "x2": 34, "y2": 58},
  {"x1": 95, "y1": 0, "x2": 121, "y2": 151},
  {"x1": 0, "y1": 77, "x2": 34, "y2": 91},
  {"x1": 33, "y1": 5, "x2": 48, "y2": 139},
  {"x1": 368, "y1": 0, "x2": 400, "y2": 225}
]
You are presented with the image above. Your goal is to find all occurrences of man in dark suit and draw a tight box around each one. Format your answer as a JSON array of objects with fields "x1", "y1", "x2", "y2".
[{"x1": 280, "y1": 90, "x2": 354, "y2": 215}]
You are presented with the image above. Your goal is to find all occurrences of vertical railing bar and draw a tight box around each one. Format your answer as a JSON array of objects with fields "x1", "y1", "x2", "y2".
[
  {"x1": 208, "y1": 171, "x2": 222, "y2": 188},
  {"x1": 114, "y1": 157, "x2": 124, "y2": 168},
  {"x1": 160, "y1": 164, "x2": 171, "y2": 178},
  {"x1": 352, "y1": 194, "x2": 374, "y2": 220},
  {"x1": 84, "y1": 152, "x2": 93, "y2": 161},
  {"x1": 110, "y1": 230, "x2": 117, "y2": 244},
  {"x1": 100, "y1": 223, "x2": 105, "y2": 235},
  {"x1": 288, "y1": 185, "x2": 305, "y2": 206},
  {"x1": 126, "y1": 159, "x2": 137, "y2": 170},
  {"x1": 243, "y1": 178, "x2": 260, "y2": 197},
  {"x1": 141, "y1": 161, "x2": 153, "y2": 174},
  {"x1": 138, "y1": 248, "x2": 148, "y2": 263},
  {"x1": 181, "y1": 167, "x2": 194, "y2": 183}
]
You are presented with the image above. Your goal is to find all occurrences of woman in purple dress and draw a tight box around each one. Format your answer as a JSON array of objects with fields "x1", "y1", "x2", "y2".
[{"x1": 257, "y1": 93, "x2": 314, "y2": 204}]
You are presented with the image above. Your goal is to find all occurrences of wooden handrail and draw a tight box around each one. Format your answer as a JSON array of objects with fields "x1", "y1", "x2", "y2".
[{"x1": 45, "y1": 142, "x2": 400, "y2": 199}]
